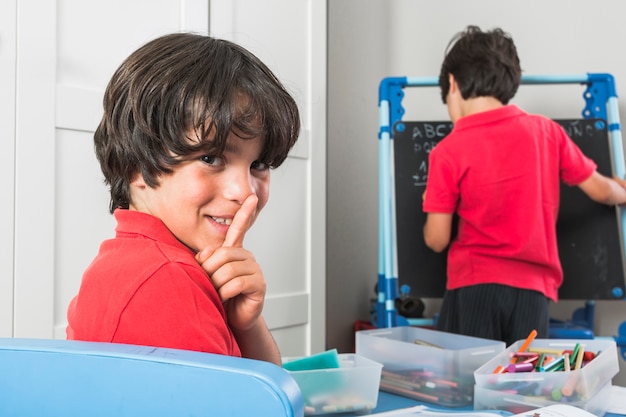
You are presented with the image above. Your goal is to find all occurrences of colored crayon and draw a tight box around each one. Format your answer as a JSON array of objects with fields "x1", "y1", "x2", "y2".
[
  {"x1": 535, "y1": 353, "x2": 546, "y2": 371},
  {"x1": 561, "y1": 372, "x2": 579, "y2": 397},
  {"x1": 527, "y1": 347, "x2": 564, "y2": 356},
  {"x1": 492, "y1": 365, "x2": 506, "y2": 374},
  {"x1": 540, "y1": 355, "x2": 565, "y2": 372},
  {"x1": 507, "y1": 362, "x2": 534, "y2": 373},
  {"x1": 511, "y1": 329, "x2": 537, "y2": 364},
  {"x1": 574, "y1": 346, "x2": 585, "y2": 370},
  {"x1": 511, "y1": 352, "x2": 540, "y2": 358},
  {"x1": 568, "y1": 344, "x2": 581, "y2": 367},
  {"x1": 563, "y1": 353, "x2": 571, "y2": 371}
]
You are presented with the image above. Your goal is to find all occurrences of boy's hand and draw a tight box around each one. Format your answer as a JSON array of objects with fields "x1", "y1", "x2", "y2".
[
  {"x1": 195, "y1": 195, "x2": 266, "y2": 331},
  {"x1": 613, "y1": 175, "x2": 626, "y2": 189}
]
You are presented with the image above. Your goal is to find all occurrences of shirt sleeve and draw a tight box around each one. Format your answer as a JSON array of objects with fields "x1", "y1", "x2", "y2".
[
  {"x1": 422, "y1": 144, "x2": 459, "y2": 214},
  {"x1": 112, "y1": 262, "x2": 241, "y2": 356}
]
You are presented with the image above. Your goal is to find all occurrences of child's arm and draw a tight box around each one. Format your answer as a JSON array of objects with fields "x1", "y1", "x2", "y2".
[
  {"x1": 195, "y1": 195, "x2": 281, "y2": 366},
  {"x1": 231, "y1": 316, "x2": 280, "y2": 364},
  {"x1": 577, "y1": 171, "x2": 626, "y2": 206},
  {"x1": 423, "y1": 212, "x2": 454, "y2": 253}
]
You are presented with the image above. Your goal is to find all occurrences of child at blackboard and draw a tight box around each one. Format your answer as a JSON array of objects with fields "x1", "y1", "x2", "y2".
[
  {"x1": 66, "y1": 33, "x2": 300, "y2": 365},
  {"x1": 422, "y1": 25, "x2": 626, "y2": 346}
]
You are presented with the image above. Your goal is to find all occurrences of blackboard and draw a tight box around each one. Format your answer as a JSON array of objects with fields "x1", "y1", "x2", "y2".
[{"x1": 392, "y1": 118, "x2": 625, "y2": 300}]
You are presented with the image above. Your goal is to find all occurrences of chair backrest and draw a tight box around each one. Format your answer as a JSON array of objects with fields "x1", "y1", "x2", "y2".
[{"x1": 0, "y1": 338, "x2": 304, "y2": 417}]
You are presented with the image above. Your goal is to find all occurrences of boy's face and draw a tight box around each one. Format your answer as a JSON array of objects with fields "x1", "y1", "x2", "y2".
[{"x1": 129, "y1": 132, "x2": 270, "y2": 253}]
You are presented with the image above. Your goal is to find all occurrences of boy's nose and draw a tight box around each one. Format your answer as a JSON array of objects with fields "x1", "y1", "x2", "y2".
[{"x1": 223, "y1": 171, "x2": 255, "y2": 204}]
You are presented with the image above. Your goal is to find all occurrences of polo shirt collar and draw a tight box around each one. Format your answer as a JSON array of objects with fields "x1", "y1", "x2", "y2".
[
  {"x1": 113, "y1": 209, "x2": 195, "y2": 255},
  {"x1": 454, "y1": 104, "x2": 525, "y2": 130}
]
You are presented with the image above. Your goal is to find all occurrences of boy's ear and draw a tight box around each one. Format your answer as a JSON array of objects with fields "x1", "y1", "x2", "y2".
[
  {"x1": 130, "y1": 172, "x2": 147, "y2": 188},
  {"x1": 448, "y1": 73, "x2": 458, "y2": 94}
]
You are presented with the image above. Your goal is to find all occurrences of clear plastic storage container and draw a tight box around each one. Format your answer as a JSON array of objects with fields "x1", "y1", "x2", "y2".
[
  {"x1": 474, "y1": 338, "x2": 619, "y2": 404},
  {"x1": 283, "y1": 353, "x2": 382, "y2": 415},
  {"x1": 356, "y1": 326, "x2": 505, "y2": 407}
]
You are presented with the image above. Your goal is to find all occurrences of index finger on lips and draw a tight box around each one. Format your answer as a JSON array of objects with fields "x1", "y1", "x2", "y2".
[{"x1": 223, "y1": 194, "x2": 258, "y2": 248}]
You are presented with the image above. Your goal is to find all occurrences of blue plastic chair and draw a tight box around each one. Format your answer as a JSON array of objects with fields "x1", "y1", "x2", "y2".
[{"x1": 0, "y1": 338, "x2": 303, "y2": 417}]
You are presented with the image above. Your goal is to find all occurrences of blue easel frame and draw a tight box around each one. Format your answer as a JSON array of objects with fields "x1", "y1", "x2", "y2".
[{"x1": 377, "y1": 73, "x2": 626, "y2": 333}]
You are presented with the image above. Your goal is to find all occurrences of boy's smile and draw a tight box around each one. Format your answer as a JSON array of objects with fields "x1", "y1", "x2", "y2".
[{"x1": 128, "y1": 133, "x2": 269, "y2": 253}]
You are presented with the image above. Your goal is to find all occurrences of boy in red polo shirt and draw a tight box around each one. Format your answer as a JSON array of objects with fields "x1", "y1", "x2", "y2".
[
  {"x1": 423, "y1": 25, "x2": 626, "y2": 345},
  {"x1": 66, "y1": 33, "x2": 300, "y2": 365}
]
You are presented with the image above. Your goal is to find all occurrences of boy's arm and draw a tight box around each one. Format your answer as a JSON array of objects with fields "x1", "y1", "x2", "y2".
[
  {"x1": 231, "y1": 316, "x2": 281, "y2": 364},
  {"x1": 423, "y1": 212, "x2": 454, "y2": 253},
  {"x1": 577, "y1": 171, "x2": 626, "y2": 206}
]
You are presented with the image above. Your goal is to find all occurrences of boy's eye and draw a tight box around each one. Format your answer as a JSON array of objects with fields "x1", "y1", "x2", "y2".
[
  {"x1": 251, "y1": 160, "x2": 269, "y2": 171},
  {"x1": 201, "y1": 155, "x2": 223, "y2": 166}
]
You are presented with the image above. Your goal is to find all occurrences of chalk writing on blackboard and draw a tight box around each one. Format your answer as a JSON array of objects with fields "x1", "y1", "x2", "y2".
[
  {"x1": 401, "y1": 122, "x2": 453, "y2": 186},
  {"x1": 559, "y1": 119, "x2": 605, "y2": 139},
  {"x1": 410, "y1": 122, "x2": 454, "y2": 140}
]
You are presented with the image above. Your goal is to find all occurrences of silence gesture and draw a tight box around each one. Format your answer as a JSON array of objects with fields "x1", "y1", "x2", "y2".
[{"x1": 195, "y1": 195, "x2": 266, "y2": 331}]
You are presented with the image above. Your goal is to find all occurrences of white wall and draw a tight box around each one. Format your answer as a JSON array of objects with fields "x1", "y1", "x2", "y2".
[{"x1": 327, "y1": 0, "x2": 626, "y2": 385}]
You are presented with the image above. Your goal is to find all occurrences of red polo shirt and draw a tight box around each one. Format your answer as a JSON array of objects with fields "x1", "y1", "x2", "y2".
[
  {"x1": 423, "y1": 105, "x2": 597, "y2": 301},
  {"x1": 67, "y1": 209, "x2": 241, "y2": 356}
]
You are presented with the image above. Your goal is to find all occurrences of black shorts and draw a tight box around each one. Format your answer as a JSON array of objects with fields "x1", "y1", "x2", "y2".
[{"x1": 435, "y1": 283, "x2": 550, "y2": 346}]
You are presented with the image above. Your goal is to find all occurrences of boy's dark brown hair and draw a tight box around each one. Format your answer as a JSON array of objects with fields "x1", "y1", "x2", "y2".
[
  {"x1": 438, "y1": 25, "x2": 521, "y2": 105},
  {"x1": 95, "y1": 32, "x2": 301, "y2": 213}
]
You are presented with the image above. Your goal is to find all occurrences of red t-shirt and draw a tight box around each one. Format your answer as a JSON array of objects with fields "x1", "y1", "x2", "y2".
[
  {"x1": 67, "y1": 209, "x2": 241, "y2": 356},
  {"x1": 423, "y1": 105, "x2": 597, "y2": 302}
]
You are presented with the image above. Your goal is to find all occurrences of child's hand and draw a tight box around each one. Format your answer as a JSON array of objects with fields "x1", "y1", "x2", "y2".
[
  {"x1": 195, "y1": 195, "x2": 266, "y2": 332},
  {"x1": 614, "y1": 175, "x2": 626, "y2": 189}
]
